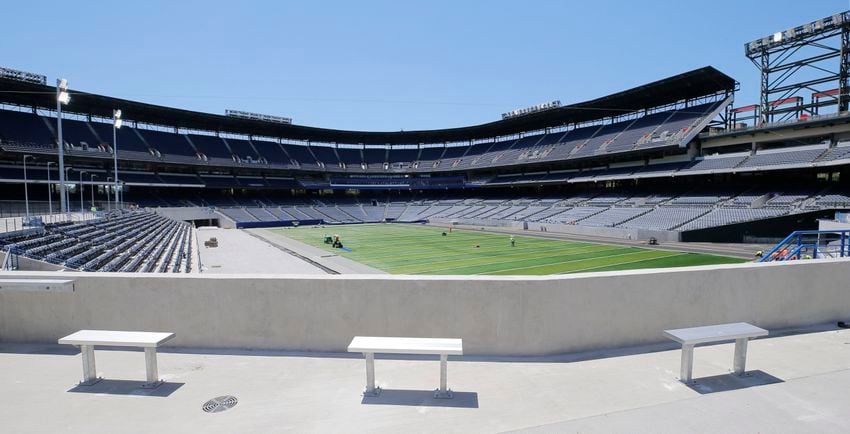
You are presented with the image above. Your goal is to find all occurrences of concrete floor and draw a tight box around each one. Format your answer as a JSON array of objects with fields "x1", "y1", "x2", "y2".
[
  {"x1": 196, "y1": 227, "x2": 325, "y2": 274},
  {"x1": 251, "y1": 228, "x2": 387, "y2": 274},
  {"x1": 3, "y1": 326, "x2": 850, "y2": 433}
]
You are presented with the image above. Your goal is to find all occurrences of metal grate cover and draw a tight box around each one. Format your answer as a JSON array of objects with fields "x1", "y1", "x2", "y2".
[{"x1": 202, "y1": 395, "x2": 238, "y2": 413}]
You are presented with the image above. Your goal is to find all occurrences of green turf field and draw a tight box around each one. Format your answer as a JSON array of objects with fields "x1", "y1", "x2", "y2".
[{"x1": 272, "y1": 224, "x2": 746, "y2": 275}]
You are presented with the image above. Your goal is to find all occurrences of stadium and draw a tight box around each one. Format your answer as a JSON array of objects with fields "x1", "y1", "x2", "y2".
[{"x1": 3, "y1": 4, "x2": 850, "y2": 433}]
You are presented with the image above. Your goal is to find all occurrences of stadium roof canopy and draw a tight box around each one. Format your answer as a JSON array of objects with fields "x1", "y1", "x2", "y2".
[{"x1": 0, "y1": 66, "x2": 735, "y2": 145}]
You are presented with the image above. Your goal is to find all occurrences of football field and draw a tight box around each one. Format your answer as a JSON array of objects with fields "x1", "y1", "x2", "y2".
[{"x1": 272, "y1": 224, "x2": 746, "y2": 275}]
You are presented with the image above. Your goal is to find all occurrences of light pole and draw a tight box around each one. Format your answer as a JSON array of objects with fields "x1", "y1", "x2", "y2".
[
  {"x1": 46, "y1": 162, "x2": 54, "y2": 215},
  {"x1": 112, "y1": 109, "x2": 122, "y2": 210},
  {"x1": 56, "y1": 79, "x2": 71, "y2": 214},
  {"x1": 22, "y1": 154, "x2": 32, "y2": 218},
  {"x1": 64, "y1": 166, "x2": 73, "y2": 218},
  {"x1": 78, "y1": 170, "x2": 86, "y2": 213},
  {"x1": 119, "y1": 181, "x2": 125, "y2": 210},
  {"x1": 106, "y1": 177, "x2": 113, "y2": 211},
  {"x1": 90, "y1": 174, "x2": 98, "y2": 211}
]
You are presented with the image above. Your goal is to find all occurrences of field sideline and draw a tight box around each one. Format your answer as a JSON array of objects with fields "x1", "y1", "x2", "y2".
[{"x1": 272, "y1": 224, "x2": 746, "y2": 275}]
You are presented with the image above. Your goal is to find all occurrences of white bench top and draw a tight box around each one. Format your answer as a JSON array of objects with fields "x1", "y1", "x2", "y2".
[
  {"x1": 58, "y1": 330, "x2": 176, "y2": 348},
  {"x1": 663, "y1": 322, "x2": 768, "y2": 345},
  {"x1": 348, "y1": 336, "x2": 463, "y2": 355},
  {"x1": 0, "y1": 279, "x2": 74, "y2": 292}
]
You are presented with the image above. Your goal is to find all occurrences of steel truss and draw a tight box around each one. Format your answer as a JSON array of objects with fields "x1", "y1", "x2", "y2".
[{"x1": 746, "y1": 11, "x2": 850, "y2": 125}]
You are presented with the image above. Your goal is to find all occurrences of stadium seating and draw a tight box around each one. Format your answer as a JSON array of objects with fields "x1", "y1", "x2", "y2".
[
  {"x1": 680, "y1": 154, "x2": 748, "y2": 172},
  {"x1": 677, "y1": 208, "x2": 787, "y2": 231},
  {"x1": 2, "y1": 211, "x2": 193, "y2": 273},
  {"x1": 619, "y1": 208, "x2": 709, "y2": 231},
  {"x1": 189, "y1": 134, "x2": 233, "y2": 161},
  {"x1": 0, "y1": 98, "x2": 739, "y2": 177},
  {"x1": 579, "y1": 207, "x2": 653, "y2": 227},
  {"x1": 737, "y1": 147, "x2": 826, "y2": 168},
  {"x1": 0, "y1": 110, "x2": 56, "y2": 146}
]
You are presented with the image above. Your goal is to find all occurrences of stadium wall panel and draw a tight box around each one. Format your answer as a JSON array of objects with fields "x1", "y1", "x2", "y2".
[
  {"x1": 0, "y1": 251, "x2": 65, "y2": 271},
  {"x1": 154, "y1": 207, "x2": 219, "y2": 222},
  {"x1": 235, "y1": 219, "x2": 323, "y2": 229},
  {"x1": 1, "y1": 259, "x2": 848, "y2": 356},
  {"x1": 524, "y1": 221, "x2": 679, "y2": 242}
]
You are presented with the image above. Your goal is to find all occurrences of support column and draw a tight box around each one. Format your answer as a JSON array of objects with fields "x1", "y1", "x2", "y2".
[
  {"x1": 141, "y1": 347, "x2": 163, "y2": 388},
  {"x1": 680, "y1": 344, "x2": 695, "y2": 383},
  {"x1": 733, "y1": 338, "x2": 749, "y2": 376},
  {"x1": 363, "y1": 352, "x2": 380, "y2": 396},
  {"x1": 434, "y1": 353, "x2": 453, "y2": 399},
  {"x1": 79, "y1": 345, "x2": 101, "y2": 386}
]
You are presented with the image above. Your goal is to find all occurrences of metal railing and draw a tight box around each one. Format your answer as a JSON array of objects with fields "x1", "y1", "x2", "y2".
[{"x1": 758, "y1": 229, "x2": 850, "y2": 262}]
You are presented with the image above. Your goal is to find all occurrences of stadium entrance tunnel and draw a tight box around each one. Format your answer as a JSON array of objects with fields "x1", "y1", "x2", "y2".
[{"x1": 186, "y1": 218, "x2": 219, "y2": 228}]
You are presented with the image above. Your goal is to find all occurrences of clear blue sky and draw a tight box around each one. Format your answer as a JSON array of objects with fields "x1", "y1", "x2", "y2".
[{"x1": 1, "y1": 0, "x2": 848, "y2": 132}]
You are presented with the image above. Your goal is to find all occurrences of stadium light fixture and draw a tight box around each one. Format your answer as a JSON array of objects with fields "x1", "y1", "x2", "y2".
[
  {"x1": 55, "y1": 78, "x2": 70, "y2": 214},
  {"x1": 112, "y1": 109, "x2": 122, "y2": 208}
]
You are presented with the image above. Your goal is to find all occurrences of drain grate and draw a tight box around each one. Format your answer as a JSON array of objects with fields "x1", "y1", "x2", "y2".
[{"x1": 202, "y1": 395, "x2": 238, "y2": 413}]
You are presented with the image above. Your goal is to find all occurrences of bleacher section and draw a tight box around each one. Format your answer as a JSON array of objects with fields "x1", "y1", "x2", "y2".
[
  {"x1": 198, "y1": 182, "x2": 847, "y2": 234},
  {"x1": 0, "y1": 211, "x2": 194, "y2": 272},
  {"x1": 8, "y1": 108, "x2": 850, "y2": 188},
  {"x1": 0, "y1": 101, "x2": 721, "y2": 173}
]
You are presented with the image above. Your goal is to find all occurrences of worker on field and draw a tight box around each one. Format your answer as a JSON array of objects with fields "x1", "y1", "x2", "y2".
[
  {"x1": 510, "y1": 236, "x2": 516, "y2": 247},
  {"x1": 755, "y1": 250, "x2": 764, "y2": 258}
]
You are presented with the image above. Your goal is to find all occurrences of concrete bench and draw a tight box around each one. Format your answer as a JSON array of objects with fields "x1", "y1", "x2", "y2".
[
  {"x1": 58, "y1": 330, "x2": 176, "y2": 388},
  {"x1": 348, "y1": 336, "x2": 463, "y2": 398},
  {"x1": 663, "y1": 322, "x2": 768, "y2": 383}
]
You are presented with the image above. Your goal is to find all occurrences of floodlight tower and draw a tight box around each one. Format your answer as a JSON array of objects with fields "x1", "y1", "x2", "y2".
[
  {"x1": 55, "y1": 79, "x2": 71, "y2": 213},
  {"x1": 112, "y1": 109, "x2": 122, "y2": 209},
  {"x1": 745, "y1": 11, "x2": 850, "y2": 124}
]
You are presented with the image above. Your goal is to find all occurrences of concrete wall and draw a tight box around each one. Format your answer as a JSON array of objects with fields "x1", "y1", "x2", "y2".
[
  {"x1": 1, "y1": 259, "x2": 849, "y2": 356},
  {"x1": 819, "y1": 219, "x2": 850, "y2": 231},
  {"x1": 0, "y1": 251, "x2": 65, "y2": 271},
  {"x1": 430, "y1": 217, "x2": 517, "y2": 229},
  {"x1": 152, "y1": 207, "x2": 218, "y2": 223},
  {"x1": 523, "y1": 221, "x2": 680, "y2": 242},
  {"x1": 433, "y1": 217, "x2": 680, "y2": 241}
]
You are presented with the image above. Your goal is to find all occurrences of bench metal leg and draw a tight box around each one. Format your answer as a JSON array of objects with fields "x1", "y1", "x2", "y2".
[
  {"x1": 434, "y1": 353, "x2": 453, "y2": 399},
  {"x1": 362, "y1": 352, "x2": 381, "y2": 396},
  {"x1": 79, "y1": 345, "x2": 101, "y2": 386},
  {"x1": 680, "y1": 344, "x2": 695, "y2": 383},
  {"x1": 140, "y1": 347, "x2": 163, "y2": 389},
  {"x1": 733, "y1": 338, "x2": 748, "y2": 376}
]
